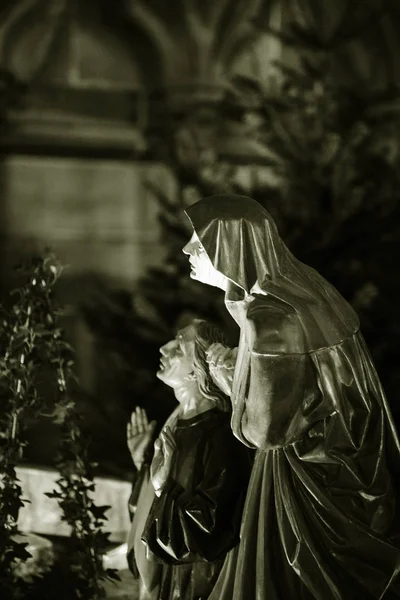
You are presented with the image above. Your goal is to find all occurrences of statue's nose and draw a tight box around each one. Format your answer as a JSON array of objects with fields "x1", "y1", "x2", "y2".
[
  {"x1": 183, "y1": 238, "x2": 199, "y2": 255},
  {"x1": 160, "y1": 340, "x2": 175, "y2": 355}
]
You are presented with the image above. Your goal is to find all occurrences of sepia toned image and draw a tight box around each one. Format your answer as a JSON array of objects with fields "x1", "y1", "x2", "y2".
[{"x1": 1, "y1": 1, "x2": 400, "y2": 599}]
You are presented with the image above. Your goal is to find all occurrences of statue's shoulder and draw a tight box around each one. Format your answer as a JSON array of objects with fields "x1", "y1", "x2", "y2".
[{"x1": 246, "y1": 295, "x2": 303, "y2": 355}]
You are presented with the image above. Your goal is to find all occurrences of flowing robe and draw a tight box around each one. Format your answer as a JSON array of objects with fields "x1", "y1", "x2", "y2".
[
  {"x1": 127, "y1": 407, "x2": 181, "y2": 599},
  {"x1": 184, "y1": 192, "x2": 400, "y2": 598},
  {"x1": 140, "y1": 408, "x2": 252, "y2": 600},
  {"x1": 209, "y1": 295, "x2": 400, "y2": 600}
]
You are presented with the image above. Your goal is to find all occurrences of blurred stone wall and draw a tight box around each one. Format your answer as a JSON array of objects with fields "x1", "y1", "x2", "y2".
[
  {"x1": 0, "y1": 0, "x2": 277, "y2": 413},
  {"x1": 0, "y1": 0, "x2": 278, "y2": 286},
  {"x1": 1, "y1": 0, "x2": 398, "y2": 471},
  {"x1": 1, "y1": 157, "x2": 173, "y2": 288}
]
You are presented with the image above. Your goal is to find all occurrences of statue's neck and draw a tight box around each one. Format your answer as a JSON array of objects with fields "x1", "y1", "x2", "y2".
[{"x1": 173, "y1": 383, "x2": 215, "y2": 420}]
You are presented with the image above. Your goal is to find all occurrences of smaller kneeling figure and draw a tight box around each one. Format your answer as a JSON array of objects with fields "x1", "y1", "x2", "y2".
[{"x1": 141, "y1": 319, "x2": 252, "y2": 600}]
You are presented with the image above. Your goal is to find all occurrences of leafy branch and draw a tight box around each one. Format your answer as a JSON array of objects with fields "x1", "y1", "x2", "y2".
[
  {"x1": 0, "y1": 254, "x2": 119, "y2": 598},
  {"x1": 0, "y1": 255, "x2": 60, "y2": 592}
]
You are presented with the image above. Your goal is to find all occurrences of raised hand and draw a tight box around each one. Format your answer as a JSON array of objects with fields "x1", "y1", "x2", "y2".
[
  {"x1": 206, "y1": 343, "x2": 238, "y2": 397},
  {"x1": 127, "y1": 407, "x2": 156, "y2": 470},
  {"x1": 150, "y1": 426, "x2": 177, "y2": 495}
]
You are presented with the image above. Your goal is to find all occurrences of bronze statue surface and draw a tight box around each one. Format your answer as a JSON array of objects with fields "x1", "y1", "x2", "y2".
[
  {"x1": 183, "y1": 194, "x2": 400, "y2": 600},
  {"x1": 127, "y1": 320, "x2": 252, "y2": 600}
]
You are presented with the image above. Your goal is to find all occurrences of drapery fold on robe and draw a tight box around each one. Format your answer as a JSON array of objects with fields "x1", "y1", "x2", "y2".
[
  {"x1": 127, "y1": 406, "x2": 181, "y2": 597},
  {"x1": 184, "y1": 194, "x2": 400, "y2": 599},
  {"x1": 209, "y1": 330, "x2": 400, "y2": 600},
  {"x1": 127, "y1": 466, "x2": 162, "y2": 591},
  {"x1": 141, "y1": 408, "x2": 252, "y2": 600}
]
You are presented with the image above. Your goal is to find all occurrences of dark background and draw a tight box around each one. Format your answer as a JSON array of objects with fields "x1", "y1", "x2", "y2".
[{"x1": 1, "y1": 0, "x2": 399, "y2": 478}]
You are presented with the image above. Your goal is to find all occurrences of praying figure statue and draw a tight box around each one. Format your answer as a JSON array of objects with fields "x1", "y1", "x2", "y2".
[
  {"x1": 182, "y1": 194, "x2": 400, "y2": 600},
  {"x1": 128, "y1": 319, "x2": 252, "y2": 600}
]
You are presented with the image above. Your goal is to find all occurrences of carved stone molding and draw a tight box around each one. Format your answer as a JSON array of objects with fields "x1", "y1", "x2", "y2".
[
  {"x1": 0, "y1": 0, "x2": 264, "y2": 94},
  {"x1": 0, "y1": 0, "x2": 269, "y2": 158},
  {"x1": 125, "y1": 0, "x2": 263, "y2": 100}
]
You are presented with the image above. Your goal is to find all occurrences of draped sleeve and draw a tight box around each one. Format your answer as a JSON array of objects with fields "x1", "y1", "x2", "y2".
[
  {"x1": 141, "y1": 421, "x2": 251, "y2": 565},
  {"x1": 239, "y1": 298, "x2": 334, "y2": 450},
  {"x1": 128, "y1": 465, "x2": 149, "y2": 521}
]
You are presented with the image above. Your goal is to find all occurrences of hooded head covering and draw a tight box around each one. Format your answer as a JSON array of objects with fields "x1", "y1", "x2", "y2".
[
  {"x1": 185, "y1": 194, "x2": 359, "y2": 352},
  {"x1": 185, "y1": 195, "x2": 400, "y2": 600}
]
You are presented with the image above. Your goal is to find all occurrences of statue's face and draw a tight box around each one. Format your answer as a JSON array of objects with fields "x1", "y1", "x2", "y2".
[
  {"x1": 157, "y1": 324, "x2": 196, "y2": 388},
  {"x1": 182, "y1": 232, "x2": 226, "y2": 290}
]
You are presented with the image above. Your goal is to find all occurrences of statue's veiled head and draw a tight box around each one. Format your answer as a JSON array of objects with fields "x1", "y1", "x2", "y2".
[
  {"x1": 184, "y1": 194, "x2": 284, "y2": 294},
  {"x1": 183, "y1": 194, "x2": 360, "y2": 352}
]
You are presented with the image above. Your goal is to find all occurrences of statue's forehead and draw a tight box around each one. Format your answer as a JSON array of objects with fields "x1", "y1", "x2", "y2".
[{"x1": 177, "y1": 324, "x2": 196, "y2": 343}]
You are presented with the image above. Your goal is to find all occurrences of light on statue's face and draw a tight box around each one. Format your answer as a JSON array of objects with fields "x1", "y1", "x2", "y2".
[
  {"x1": 157, "y1": 325, "x2": 196, "y2": 389},
  {"x1": 182, "y1": 232, "x2": 226, "y2": 290}
]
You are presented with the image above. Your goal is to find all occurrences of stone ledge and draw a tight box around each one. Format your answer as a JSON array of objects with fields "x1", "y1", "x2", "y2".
[
  {"x1": 16, "y1": 465, "x2": 132, "y2": 543},
  {"x1": 4, "y1": 109, "x2": 147, "y2": 153}
]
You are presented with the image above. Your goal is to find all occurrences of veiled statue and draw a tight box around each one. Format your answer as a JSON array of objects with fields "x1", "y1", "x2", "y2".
[
  {"x1": 127, "y1": 319, "x2": 252, "y2": 600},
  {"x1": 182, "y1": 194, "x2": 400, "y2": 600}
]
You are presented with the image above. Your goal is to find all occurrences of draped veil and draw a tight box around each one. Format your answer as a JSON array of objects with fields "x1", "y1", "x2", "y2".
[{"x1": 184, "y1": 195, "x2": 400, "y2": 599}]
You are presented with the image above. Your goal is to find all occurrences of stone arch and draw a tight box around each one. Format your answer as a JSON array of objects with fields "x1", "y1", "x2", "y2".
[{"x1": 124, "y1": 0, "x2": 263, "y2": 88}]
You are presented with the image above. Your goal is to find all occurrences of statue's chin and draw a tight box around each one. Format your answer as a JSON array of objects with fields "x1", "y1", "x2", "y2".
[
  {"x1": 157, "y1": 371, "x2": 175, "y2": 388},
  {"x1": 190, "y1": 271, "x2": 208, "y2": 285}
]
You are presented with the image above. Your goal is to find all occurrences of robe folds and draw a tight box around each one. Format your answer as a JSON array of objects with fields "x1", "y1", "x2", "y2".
[
  {"x1": 140, "y1": 408, "x2": 252, "y2": 600},
  {"x1": 185, "y1": 194, "x2": 400, "y2": 599},
  {"x1": 127, "y1": 407, "x2": 181, "y2": 598},
  {"x1": 208, "y1": 315, "x2": 400, "y2": 600},
  {"x1": 127, "y1": 465, "x2": 162, "y2": 598}
]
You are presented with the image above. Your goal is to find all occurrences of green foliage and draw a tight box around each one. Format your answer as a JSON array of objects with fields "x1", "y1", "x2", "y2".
[
  {"x1": 0, "y1": 256, "x2": 62, "y2": 589},
  {"x1": 39, "y1": 295, "x2": 120, "y2": 597},
  {"x1": 44, "y1": 413, "x2": 119, "y2": 599},
  {"x1": 0, "y1": 254, "x2": 117, "y2": 599}
]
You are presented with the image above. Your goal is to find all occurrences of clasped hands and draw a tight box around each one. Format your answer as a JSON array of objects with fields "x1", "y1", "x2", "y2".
[{"x1": 127, "y1": 407, "x2": 177, "y2": 495}]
